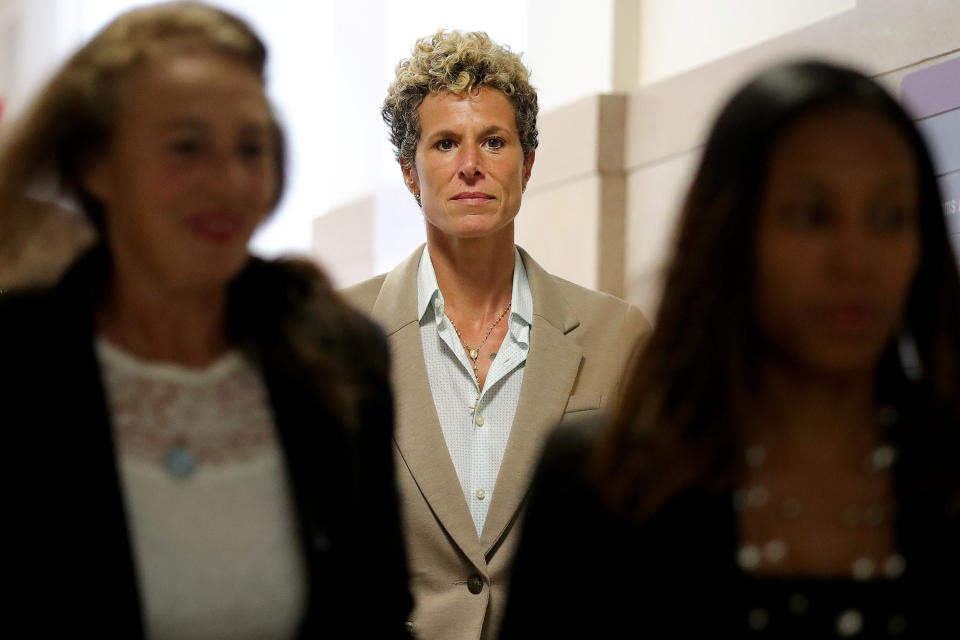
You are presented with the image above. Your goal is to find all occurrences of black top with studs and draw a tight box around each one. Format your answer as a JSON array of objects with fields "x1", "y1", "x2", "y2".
[{"x1": 500, "y1": 408, "x2": 958, "y2": 639}]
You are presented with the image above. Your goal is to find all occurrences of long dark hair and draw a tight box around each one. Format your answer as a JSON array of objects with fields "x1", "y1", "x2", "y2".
[{"x1": 593, "y1": 60, "x2": 960, "y2": 519}]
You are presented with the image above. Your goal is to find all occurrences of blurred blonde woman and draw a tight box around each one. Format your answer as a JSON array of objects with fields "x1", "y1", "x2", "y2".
[{"x1": 1, "y1": 3, "x2": 411, "y2": 637}]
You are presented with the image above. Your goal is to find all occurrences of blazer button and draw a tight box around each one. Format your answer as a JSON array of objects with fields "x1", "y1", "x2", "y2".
[{"x1": 467, "y1": 574, "x2": 484, "y2": 594}]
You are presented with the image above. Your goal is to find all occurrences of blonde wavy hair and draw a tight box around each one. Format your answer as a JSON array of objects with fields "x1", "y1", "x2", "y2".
[
  {"x1": 382, "y1": 30, "x2": 539, "y2": 167},
  {"x1": 0, "y1": 1, "x2": 282, "y2": 253}
]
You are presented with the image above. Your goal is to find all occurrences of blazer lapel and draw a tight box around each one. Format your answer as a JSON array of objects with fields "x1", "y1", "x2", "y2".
[
  {"x1": 480, "y1": 248, "x2": 583, "y2": 552},
  {"x1": 370, "y1": 246, "x2": 487, "y2": 570}
]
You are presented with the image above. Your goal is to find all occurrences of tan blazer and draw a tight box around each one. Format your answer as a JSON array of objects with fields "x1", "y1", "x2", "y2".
[{"x1": 342, "y1": 245, "x2": 650, "y2": 640}]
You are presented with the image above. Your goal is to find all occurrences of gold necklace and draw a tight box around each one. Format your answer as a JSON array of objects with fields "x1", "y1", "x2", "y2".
[{"x1": 447, "y1": 301, "x2": 511, "y2": 389}]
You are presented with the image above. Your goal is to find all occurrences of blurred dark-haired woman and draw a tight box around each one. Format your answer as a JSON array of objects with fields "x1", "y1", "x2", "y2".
[{"x1": 500, "y1": 61, "x2": 959, "y2": 638}]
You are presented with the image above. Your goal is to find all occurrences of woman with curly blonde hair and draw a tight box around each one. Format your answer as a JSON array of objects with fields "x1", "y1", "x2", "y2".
[
  {"x1": 1, "y1": 3, "x2": 410, "y2": 636},
  {"x1": 344, "y1": 30, "x2": 649, "y2": 639}
]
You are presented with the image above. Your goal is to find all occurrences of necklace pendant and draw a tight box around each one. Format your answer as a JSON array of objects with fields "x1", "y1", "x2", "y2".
[
  {"x1": 165, "y1": 445, "x2": 196, "y2": 479},
  {"x1": 469, "y1": 348, "x2": 479, "y2": 360}
]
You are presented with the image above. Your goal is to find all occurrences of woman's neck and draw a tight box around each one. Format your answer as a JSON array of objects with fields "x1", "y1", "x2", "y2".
[
  {"x1": 97, "y1": 267, "x2": 230, "y2": 368},
  {"x1": 426, "y1": 226, "x2": 515, "y2": 323},
  {"x1": 747, "y1": 356, "x2": 881, "y2": 462}
]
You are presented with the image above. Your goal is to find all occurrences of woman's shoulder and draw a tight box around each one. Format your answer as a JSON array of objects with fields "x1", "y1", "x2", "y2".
[
  {"x1": 1, "y1": 242, "x2": 104, "y2": 317},
  {"x1": 0, "y1": 286, "x2": 52, "y2": 322},
  {"x1": 339, "y1": 273, "x2": 387, "y2": 315},
  {"x1": 234, "y1": 256, "x2": 385, "y2": 339},
  {"x1": 539, "y1": 412, "x2": 608, "y2": 471},
  {"x1": 525, "y1": 413, "x2": 611, "y2": 517},
  {"x1": 534, "y1": 413, "x2": 737, "y2": 537},
  {"x1": 231, "y1": 256, "x2": 390, "y2": 385},
  {"x1": 0, "y1": 258, "x2": 99, "y2": 345},
  {"x1": 0, "y1": 289, "x2": 59, "y2": 369}
]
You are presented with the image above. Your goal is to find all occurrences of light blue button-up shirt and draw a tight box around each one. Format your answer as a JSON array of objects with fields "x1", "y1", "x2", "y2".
[{"x1": 417, "y1": 246, "x2": 533, "y2": 536}]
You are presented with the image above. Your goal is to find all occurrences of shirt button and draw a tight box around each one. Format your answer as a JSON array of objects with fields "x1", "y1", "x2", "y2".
[
  {"x1": 475, "y1": 488, "x2": 486, "y2": 500},
  {"x1": 433, "y1": 297, "x2": 442, "y2": 310},
  {"x1": 474, "y1": 414, "x2": 484, "y2": 426},
  {"x1": 467, "y1": 574, "x2": 484, "y2": 594}
]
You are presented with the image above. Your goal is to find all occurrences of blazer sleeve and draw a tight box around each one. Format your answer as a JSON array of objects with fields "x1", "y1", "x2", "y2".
[{"x1": 609, "y1": 303, "x2": 652, "y2": 407}]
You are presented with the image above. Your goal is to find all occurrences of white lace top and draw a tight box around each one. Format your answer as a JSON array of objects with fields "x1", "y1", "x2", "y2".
[{"x1": 96, "y1": 338, "x2": 306, "y2": 640}]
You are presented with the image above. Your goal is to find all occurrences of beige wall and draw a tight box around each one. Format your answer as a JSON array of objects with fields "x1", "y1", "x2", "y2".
[
  {"x1": 517, "y1": 94, "x2": 628, "y2": 295},
  {"x1": 313, "y1": 187, "x2": 425, "y2": 288},
  {"x1": 0, "y1": 1, "x2": 17, "y2": 111},
  {"x1": 637, "y1": 0, "x2": 856, "y2": 85}
]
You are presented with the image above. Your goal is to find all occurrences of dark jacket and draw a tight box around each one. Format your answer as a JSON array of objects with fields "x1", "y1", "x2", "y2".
[
  {"x1": 499, "y1": 411, "x2": 958, "y2": 638},
  {"x1": 2, "y1": 246, "x2": 412, "y2": 638}
]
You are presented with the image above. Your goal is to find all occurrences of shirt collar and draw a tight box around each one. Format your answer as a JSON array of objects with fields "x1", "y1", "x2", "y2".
[
  {"x1": 416, "y1": 245, "x2": 442, "y2": 324},
  {"x1": 417, "y1": 245, "x2": 534, "y2": 330}
]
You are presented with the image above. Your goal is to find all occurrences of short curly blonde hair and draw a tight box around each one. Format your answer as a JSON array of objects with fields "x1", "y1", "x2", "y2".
[{"x1": 382, "y1": 30, "x2": 539, "y2": 166}]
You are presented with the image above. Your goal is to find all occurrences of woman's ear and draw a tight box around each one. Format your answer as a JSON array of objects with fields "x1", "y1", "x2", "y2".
[
  {"x1": 522, "y1": 149, "x2": 535, "y2": 189},
  {"x1": 401, "y1": 160, "x2": 420, "y2": 198}
]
